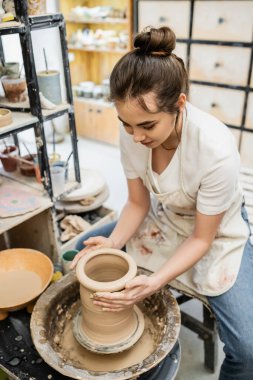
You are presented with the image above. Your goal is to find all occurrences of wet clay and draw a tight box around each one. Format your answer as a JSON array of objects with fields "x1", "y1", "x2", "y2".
[
  {"x1": 31, "y1": 271, "x2": 181, "y2": 379},
  {"x1": 56, "y1": 301, "x2": 155, "y2": 371},
  {"x1": 0, "y1": 270, "x2": 42, "y2": 308},
  {"x1": 75, "y1": 249, "x2": 145, "y2": 353}
]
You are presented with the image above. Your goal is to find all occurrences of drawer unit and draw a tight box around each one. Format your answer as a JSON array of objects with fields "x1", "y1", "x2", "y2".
[
  {"x1": 192, "y1": 1, "x2": 253, "y2": 42},
  {"x1": 134, "y1": 0, "x2": 253, "y2": 167},
  {"x1": 189, "y1": 85, "x2": 245, "y2": 126},
  {"x1": 74, "y1": 98, "x2": 120, "y2": 145},
  {"x1": 175, "y1": 42, "x2": 187, "y2": 64},
  {"x1": 229, "y1": 128, "x2": 241, "y2": 149},
  {"x1": 189, "y1": 45, "x2": 251, "y2": 86},
  {"x1": 240, "y1": 132, "x2": 253, "y2": 167},
  {"x1": 245, "y1": 93, "x2": 253, "y2": 129},
  {"x1": 137, "y1": 0, "x2": 190, "y2": 38}
]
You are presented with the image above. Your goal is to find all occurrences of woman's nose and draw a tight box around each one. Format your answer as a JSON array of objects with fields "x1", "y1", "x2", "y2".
[{"x1": 133, "y1": 130, "x2": 145, "y2": 143}]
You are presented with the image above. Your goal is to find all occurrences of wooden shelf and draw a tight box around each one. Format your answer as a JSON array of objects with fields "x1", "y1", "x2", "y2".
[
  {"x1": 73, "y1": 96, "x2": 114, "y2": 108},
  {"x1": 0, "y1": 112, "x2": 38, "y2": 136},
  {"x1": 42, "y1": 103, "x2": 71, "y2": 120},
  {"x1": 0, "y1": 168, "x2": 44, "y2": 192},
  {"x1": 0, "y1": 21, "x2": 22, "y2": 29},
  {"x1": 66, "y1": 17, "x2": 128, "y2": 25},
  {"x1": 68, "y1": 44, "x2": 128, "y2": 54},
  {"x1": 0, "y1": 104, "x2": 70, "y2": 131},
  {"x1": 0, "y1": 168, "x2": 80, "y2": 201},
  {"x1": 0, "y1": 176, "x2": 52, "y2": 235},
  {"x1": 0, "y1": 21, "x2": 24, "y2": 35},
  {"x1": 60, "y1": 0, "x2": 132, "y2": 142}
]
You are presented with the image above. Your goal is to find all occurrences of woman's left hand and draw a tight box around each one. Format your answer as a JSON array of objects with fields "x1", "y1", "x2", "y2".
[{"x1": 93, "y1": 275, "x2": 159, "y2": 312}]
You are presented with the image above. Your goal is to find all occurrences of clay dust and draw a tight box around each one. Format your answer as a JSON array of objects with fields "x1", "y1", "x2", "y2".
[
  {"x1": 52, "y1": 300, "x2": 162, "y2": 372},
  {"x1": 31, "y1": 271, "x2": 181, "y2": 379}
]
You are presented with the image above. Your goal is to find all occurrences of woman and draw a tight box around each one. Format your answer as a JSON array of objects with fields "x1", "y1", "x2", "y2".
[{"x1": 72, "y1": 27, "x2": 253, "y2": 379}]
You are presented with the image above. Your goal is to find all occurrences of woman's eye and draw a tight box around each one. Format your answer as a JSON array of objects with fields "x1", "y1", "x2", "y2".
[{"x1": 143, "y1": 124, "x2": 155, "y2": 130}]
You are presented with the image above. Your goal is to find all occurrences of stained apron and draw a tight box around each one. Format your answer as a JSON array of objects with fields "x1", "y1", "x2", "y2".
[{"x1": 126, "y1": 115, "x2": 248, "y2": 297}]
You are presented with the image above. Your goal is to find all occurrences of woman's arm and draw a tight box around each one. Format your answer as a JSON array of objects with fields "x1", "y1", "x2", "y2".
[
  {"x1": 93, "y1": 210, "x2": 225, "y2": 311},
  {"x1": 71, "y1": 177, "x2": 150, "y2": 268},
  {"x1": 109, "y1": 177, "x2": 151, "y2": 249}
]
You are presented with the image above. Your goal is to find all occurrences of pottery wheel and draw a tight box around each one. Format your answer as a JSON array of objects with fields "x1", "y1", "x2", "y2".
[
  {"x1": 31, "y1": 270, "x2": 181, "y2": 380},
  {"x1": 73, "y1": 305, "x2": 145, "y2": 354}
]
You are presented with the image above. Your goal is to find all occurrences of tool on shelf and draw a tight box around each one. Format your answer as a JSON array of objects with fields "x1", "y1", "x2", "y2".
[
  {"x1": 22, "y1": 142, "x2": 35, "y2": 162},
  {"x1": 43, "y1": 47, "x2": 49, "y2": 74}
]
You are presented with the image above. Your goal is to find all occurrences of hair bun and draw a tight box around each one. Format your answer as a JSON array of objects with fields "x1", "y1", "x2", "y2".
[{"x1": 134, "y1": 26, "x2": 176, "y2": 56}]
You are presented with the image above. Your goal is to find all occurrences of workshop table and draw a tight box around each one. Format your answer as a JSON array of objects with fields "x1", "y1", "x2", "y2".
[{"x1": 0, "y1": 310, "x2": 180, "y2": 380}]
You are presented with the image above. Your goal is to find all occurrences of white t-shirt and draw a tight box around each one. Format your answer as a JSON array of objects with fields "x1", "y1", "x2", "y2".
[{"x1": 120, "y1": 102, "x2": 249, "y2": 296}]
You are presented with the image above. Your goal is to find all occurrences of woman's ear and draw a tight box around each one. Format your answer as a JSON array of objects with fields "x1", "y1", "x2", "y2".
[{"x1": 177, "y1": 93, "x2": 187, "y2": 112}]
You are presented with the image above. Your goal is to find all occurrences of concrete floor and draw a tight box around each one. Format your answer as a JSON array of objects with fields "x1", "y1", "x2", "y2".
[{"x1": 175, "y1": 298, "x2": 224, "y2": 379}]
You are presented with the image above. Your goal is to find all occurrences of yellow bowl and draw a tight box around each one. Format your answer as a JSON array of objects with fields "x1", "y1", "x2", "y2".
[
  {"x1": 0, "y1": 108, "x2": 12, "y2": 128},
  {"x1": 0, "y1": 248, "x2": 53, "y2": 311}
]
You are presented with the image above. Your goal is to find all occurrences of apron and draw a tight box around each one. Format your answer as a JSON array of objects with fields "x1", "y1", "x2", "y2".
[{"x1": 126, "y1": 111, "x2": 248, "y2": 296}]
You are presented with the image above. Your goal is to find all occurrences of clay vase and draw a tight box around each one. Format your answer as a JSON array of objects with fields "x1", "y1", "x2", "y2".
[{"x1": 73, "y1": 248, "x2": 145, "y2": 354}]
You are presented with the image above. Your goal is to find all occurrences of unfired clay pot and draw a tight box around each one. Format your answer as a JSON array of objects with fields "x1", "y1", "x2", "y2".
[{"x1": 74, "y1": 248, "x2": 145, "y2": 354}]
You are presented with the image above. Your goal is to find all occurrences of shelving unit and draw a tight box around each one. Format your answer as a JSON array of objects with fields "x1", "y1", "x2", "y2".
[
  {"x1": 0, "y1": 1, "x2": 83, "y2": 259},
  {"x1": 0, "y1": 7, "x2": 81, "y2": 200},
  {"x1": 0, "y1": 4, "x2": 117, "y2": 378},
  {"x1": 74, "y1": 96, "x2": 119, "y2": 145},
  {"x1": 59, "y1": 0, "x2": 133, "y2": 145},
  {"x1": 0, "y1": 1, "x2": 118, "y2": 260}
]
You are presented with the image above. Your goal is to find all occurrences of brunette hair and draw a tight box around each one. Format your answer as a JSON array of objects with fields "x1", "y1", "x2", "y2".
[{"x1": 109, "y1": 26, "x2": 189, "y2": 114}]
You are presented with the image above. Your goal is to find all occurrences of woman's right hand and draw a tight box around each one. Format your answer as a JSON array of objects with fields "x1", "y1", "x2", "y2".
[{"x1": 70, "y1": 236, "x2": 115, "y2": 269}]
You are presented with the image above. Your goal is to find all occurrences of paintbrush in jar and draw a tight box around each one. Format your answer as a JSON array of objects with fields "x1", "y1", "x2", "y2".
[{"x1": 22, "y1": 142, "x2": 35, "y2": 162}]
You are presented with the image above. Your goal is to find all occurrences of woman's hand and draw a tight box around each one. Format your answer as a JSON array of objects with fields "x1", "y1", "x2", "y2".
[
  {"x1": 92, "y1": 274, "x2": 159, "y2": 312},
  {"x1": 70, "y1": 236, "x2": 114, "y2": 269}
]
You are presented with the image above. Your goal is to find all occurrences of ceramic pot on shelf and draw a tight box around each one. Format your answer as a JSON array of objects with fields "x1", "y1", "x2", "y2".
[
  {"x1": 0, "y1": 145, "x2": 18, "y2": 172},
  {"x1": 37, "y1": 70, "x2": 62, "y2": 105},
  {"x1": 19, "y1": 154, "x2": 37, "y2": 177},
  {"x1": 1, "y1": 76, "x2": 27, "y2": 103},
  {"x1": 73, "y1": 248, "x2": 145, "y2": 354}
]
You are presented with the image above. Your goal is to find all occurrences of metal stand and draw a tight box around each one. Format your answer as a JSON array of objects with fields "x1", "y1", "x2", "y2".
[
  {"x1": 0, "y1": 1, "x2": 81, "y2": 200},
  {"x1": 177, "y1": 294, "x2": 218, "y2": 373}
]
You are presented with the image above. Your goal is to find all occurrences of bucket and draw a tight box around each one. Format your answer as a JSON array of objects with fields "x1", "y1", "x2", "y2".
[
  {"x1": 1, "y1": 76, "x2": 27, "y2": 103},
  {"x1": 0, "y1": 145, "x2": 18, "y2": 172},
  {"x1": 37, "y1": 70, "x2": 62, "y2": 105}
]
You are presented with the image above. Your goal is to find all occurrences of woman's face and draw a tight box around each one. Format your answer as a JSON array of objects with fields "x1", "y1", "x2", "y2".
[{"x1": 115, "y1": 93, "x2": 185, "y2": 149}]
